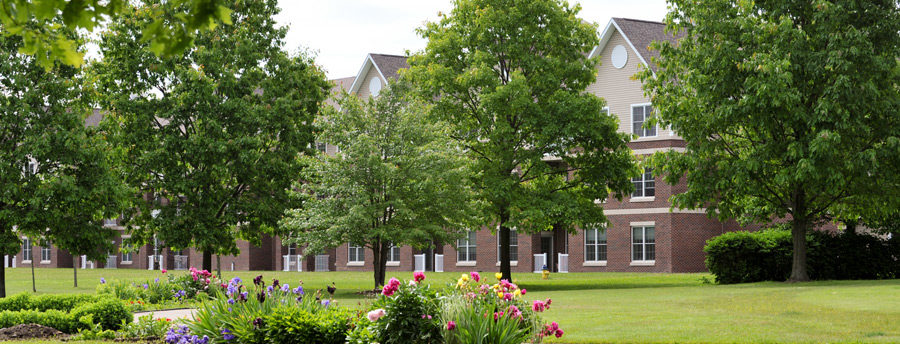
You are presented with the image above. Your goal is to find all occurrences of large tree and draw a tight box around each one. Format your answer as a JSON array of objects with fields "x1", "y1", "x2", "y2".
[
  {"x1": 0, "y1": 28, "x2": 130, "y2": 297},
  {"x1": 640, "y1": 0, "x2": 900, "y2": 282},
  {"x1": 0, "y1": 0, "x2": 232, "y2": 68},
  {"x1": 408, "y1": 0, "x2": 635, "y2": 281},
  {"x1": 93, "y1": 0, "x2": 329, "y2": 272},
  {"x1": 282, "y1": 80, "x2": 475, "y2": 288}
]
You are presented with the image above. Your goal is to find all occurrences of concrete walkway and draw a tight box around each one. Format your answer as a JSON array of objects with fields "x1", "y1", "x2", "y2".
[{"x1": 133, "y1": 308, "x2": 196, "y2": 322}]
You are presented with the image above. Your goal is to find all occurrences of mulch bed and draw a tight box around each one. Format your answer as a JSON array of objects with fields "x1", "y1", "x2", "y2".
[{"x1": 0, "y1": 323, "x2": 67, "y2": 341}]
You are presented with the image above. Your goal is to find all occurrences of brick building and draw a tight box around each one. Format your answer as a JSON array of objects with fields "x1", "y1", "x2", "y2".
[{"x1": 4, "y1": 18, "x2": 768, "y2": 274}]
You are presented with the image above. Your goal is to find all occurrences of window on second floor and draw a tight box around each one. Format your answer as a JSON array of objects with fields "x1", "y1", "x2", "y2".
[
  {"x1": 632, "y1": 169, "x2": 655, "y2": 198},
  {"x1": 632, "y1": 104, "x2": 656, "y2": 137}
]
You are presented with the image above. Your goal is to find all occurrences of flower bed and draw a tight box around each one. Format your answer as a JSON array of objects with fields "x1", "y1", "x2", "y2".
[
  {"x1": 0, "y1": 294, "x2": 131, "y2": 334},
  {"x1": 97, "y1": 268, "x2": 222, "y2": 311}
]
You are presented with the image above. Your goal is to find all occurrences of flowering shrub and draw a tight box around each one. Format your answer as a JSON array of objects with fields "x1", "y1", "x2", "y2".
[
  {"x1": 358, "y1": 274, "x2": 442, "y2": 344},
  {"x1": 440, "y1": 272, "x2": 560, "y2": 344}
]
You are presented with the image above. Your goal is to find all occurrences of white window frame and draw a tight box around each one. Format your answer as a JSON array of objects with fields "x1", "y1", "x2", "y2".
[
  {"x1": 631, "y1": 103, "x2": 657, "y2": 138},
  {"x1": 348, "y1": 242, "x2": 364, "y2": 263},
  {"x1": 121, "y1": 244, "x2": 134, "y2": 263},
  {"x1": 496, "y1": 229, "x2": 518, "y2": 263},
  {"x1": 631, "y1": 169, "x2": 655, "y2": 199},
  {"x1": 387, "y1": 242, "x2": 400, "y2": 263},
  {"x1": 601, "y1": 106, "x2": 610, "y2": 117},
  {"x1": 457, "y1": 231, "x2": 476, "y2": 262},
  {"x1": 40, "y1": 240, "x2": 51, "y2": 262},
  {"x1": 22, "y1": 237, "x2": 32, "y2": 263},
  {"x1": 584, "y1": 228, "x2": 607, "y2": 264},
  {"x1": 631, "y1": 225, "x2": 656, "y2": 263}
]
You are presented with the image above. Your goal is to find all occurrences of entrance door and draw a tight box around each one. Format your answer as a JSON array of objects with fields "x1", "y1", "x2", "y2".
[{"x1": 540, "y1": 234, "x2": 554, "y2": 272}]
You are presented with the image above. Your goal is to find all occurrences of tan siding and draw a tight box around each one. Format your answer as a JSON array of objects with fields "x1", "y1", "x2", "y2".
[
  {"x1": 355, "y1": 65, "x2": 384, "y2": 99},
  {"x1": 587, "y1": 30, "x2": 676, "y2": 139}
]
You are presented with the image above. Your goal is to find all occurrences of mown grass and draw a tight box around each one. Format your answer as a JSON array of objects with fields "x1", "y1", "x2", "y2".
[{"x1": 4, "y1": 268, "x2": 899, "y2": 343}]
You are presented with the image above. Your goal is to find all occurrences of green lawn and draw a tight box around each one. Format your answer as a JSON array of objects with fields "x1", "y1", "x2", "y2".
[{"x1": 4, "y1": 268, "x2": 899, "y2": 343}]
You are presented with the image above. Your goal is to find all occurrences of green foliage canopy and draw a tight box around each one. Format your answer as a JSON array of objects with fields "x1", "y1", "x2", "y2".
[
  {"x1": 640, "y1": 0, "x2": 900, "y2": 281},
  {"x1": 93, "y1": 0, "x2": 329, "y2": 270},
  {"x1": 408, "y1": 0, "x2": 635, "y2": 280},
  {"x1": 282, "y1": 80, "x2": 475, "y2": 288}
]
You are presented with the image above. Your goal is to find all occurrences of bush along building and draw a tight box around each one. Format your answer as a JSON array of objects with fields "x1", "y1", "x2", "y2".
[{"x1": 10, "y1": 19, "x2": 771, "y2": 274}]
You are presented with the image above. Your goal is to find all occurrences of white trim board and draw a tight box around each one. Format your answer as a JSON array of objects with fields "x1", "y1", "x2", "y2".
[
  {"x1": 347, "y1": 54, "x2": 388, "y2": 95},
  {"x1": 603, "y1": 207, "x2": 707, "y2": 215},
  {"x1": 589, "y1": 19, "x2": 651, "y2": 71}
]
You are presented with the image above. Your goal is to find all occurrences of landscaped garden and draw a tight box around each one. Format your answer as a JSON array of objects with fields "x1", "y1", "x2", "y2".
[{"x1": 2, "y1": 268, "x2": 897, "y2": 343}]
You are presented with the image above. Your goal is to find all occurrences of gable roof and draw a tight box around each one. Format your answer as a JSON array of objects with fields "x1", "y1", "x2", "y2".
[
  {"x1": 347, "y1": 53, "x2": 409, "y2": 95},
  {"x1": 590, "y1": 18, "x2": 678, "y2": 72},
  {"x1": 330, "y1": 76, "x2": 356, "y2": 94}
]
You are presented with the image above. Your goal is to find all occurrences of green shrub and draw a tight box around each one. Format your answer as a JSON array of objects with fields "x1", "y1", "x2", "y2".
[
  {"x1": 119, "y1": 314, "x2": 173, "y2": 339},
  {"x1": 0, "y1": 309, "x2": 78, "y2": 333},
  {"x1": 369, "y1": 278, "x2": 443, "y2": 344},
  {"x1": 0, "y1": 293, "x2": 102, "y2": 312},
  {"x1": 264, "y1": 306, "x2": 355, "y2": 344},
  {"x1": 70, "y1": 299, "x2": 131, "y2": 331},
  {"x1": 705, "y1": 228, "x2": 899, "y2": 284}
]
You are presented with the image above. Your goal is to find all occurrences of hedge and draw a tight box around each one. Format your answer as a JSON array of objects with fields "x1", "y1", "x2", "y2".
[
  {"x1": 264, "y1": 306, "x2": 355, "y2": 344},
  {"x1": 0, "y1": 294, "x2": 131, "y2": 333},
  {"x1": 705, "y1": 229, "x2": 899, "y2": 284},
  {"x1": 0, "y1": 293, "x2": 104, "y2": 312}
]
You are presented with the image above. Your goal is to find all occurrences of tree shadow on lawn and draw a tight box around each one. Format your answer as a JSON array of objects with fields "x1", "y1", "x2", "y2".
[{"x1": 516, "y1": 281, "x2": 703, "y2": 292}]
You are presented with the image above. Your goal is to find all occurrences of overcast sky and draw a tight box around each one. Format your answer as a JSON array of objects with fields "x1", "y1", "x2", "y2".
[{"x1": 274, "y1": 1, "x2": 669, "y2": 79}]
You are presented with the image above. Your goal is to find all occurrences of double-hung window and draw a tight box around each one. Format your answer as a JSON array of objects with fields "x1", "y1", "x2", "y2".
[
  {"x1": 22, "y1": 238, "x2": 32, "y2": 261},
  {"x1": 40, "y1": 240, "x2": 51, "y2": 262},
  {"x1": 388, "y1": 243, "x2": 400, "y2": 263},
  {"x1": 122, "y1": 244, "x2": 133, "y2": 263},
  {"x1": 348, "y1": 243, "x2": 364, "y2": 263},
  {"x1": 585, "y1": 228, "x2": 607, "y2": 262},
  {"x1": 632, "y1": 169, "x2": 655, "y2": 198},
  {"x1": 496, "y1": 229, "x2": 519, "y2": 262},
  {"x1": 632, "y1": 104, "x2": 656, "y2": 137},
  {"x1": 457, "y1": 231, "x2": 476, "y2": 262},
  {"x1": 632, "y1": 226, "x2": 656, "y2": 262}
]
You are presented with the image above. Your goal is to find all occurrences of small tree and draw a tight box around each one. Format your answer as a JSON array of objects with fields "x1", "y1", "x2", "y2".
[
  {"x1": 282, "y1": 80, "x2": 475, "y2": 288},
  {"x1": 409, "y1": 0, "x2": 635, "y2": 281},
  {"x1": 0, "y1": 28, "x2": 129, "y2": 296},
  {"x1": 640, "y1": 0, "x2": 900, "y2": 282},
  {"x1": 93, "y1": 0, "x2": 330, "y2": 271}
]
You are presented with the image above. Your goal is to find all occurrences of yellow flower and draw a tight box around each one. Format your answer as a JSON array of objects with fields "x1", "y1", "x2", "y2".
[
  {"x1": 495, "y1": 272, "x2": 503, "y2": 280},
  {"x1": 497, "y1": 292, "x2": 504, "y2": 299},
  {"x1": 460, "y1": 274, "x2": 470, "y2": 282},
  {"x1": 513, "y1": 289, "x2": 522, "y2": 297}
]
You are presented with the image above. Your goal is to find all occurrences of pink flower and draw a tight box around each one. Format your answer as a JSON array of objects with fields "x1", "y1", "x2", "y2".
[
  {"x1": 366, "y1": 308, "x2": 386, "y2": 322},
  {"x1": 503, "y1": 293, "x2": 513, "y2": 301},
  {"x1": 520, "y1": 288, "x2": 526, "y2": 295},
  {"x1": 413, "y1": 272, "x2": 425, "y2": 283},
  {"x1": 446, "y1": 321, "x2": 456, "y2": 331},
  {"x1": 470, "y1": 271, "x2": 480, "y2": 282},
  {"x1": 556, "y1": 329, "x2": 564, "y2": 338},
  {"x1": 532, "y1": 300, "x2": 546, "y2": 312},
  {"x1": 421, "y1": 314, "x2": 432, "y2": 319},
  {"x1": 161, "y1": 269, "x2": 167, "y2": 274},
  {"x1": 381, "y1": 278, "x2": 401, "y2": 297},
  {"x1": 507, "y1": 305, "x2": 521, "y2": 319}
]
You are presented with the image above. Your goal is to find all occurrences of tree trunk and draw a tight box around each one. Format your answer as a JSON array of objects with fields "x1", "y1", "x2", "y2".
[
  {"x1": 216, "y1": 255, "x2": 221, "y2": 278},
  {"x1": 845, "y1": 218, "x2": 857, "y2": 235},
  {"x1": 788, "y1": 218, "x2": 811, "y2": 282},
  {"x1": 202, "y1": 250, "x2": 212, "y2": 271},
  {"x1": 0, "y1": 262, "x2": 6, "y2": 298},
  {"x1": 372, "y1": 238, "x2": 387, "y2": 289},
  {"x1": 73, "y1": 265, "x2": 78, "y2": 288},
  {"x1": 30, "y1": 255, "x2": 36, "y2": 293},
  {"x1": 499, "y1": 209, "x2": 512, "y2": 282}
]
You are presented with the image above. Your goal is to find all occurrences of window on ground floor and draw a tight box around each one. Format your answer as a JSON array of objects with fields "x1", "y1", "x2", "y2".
[
  {"x1": 457, "y1": 231, "x2": 476, "y2": 262},
  {"x1": 585, "y1": 228, "x2": 607, "y2": 262},
  {"x1": 348, "y1": 243, "x2": 364, "y2": 263},
  {"x1": 122, "y1": 244, "x2": 133, "y2": 263},
  {"x1": 388, "y1": 242, "x2": 400, "y2": 263},
  {"x1": 40, "y1": 240, "x2": 51, "y2": 261},
  {"x1": 632, "y1": 226, "x2": 655, "y2": 261},
  {"x1": 22, "y1": 238, "x2": 32, "y2": 261},
  {"x1": 497, "y1": 229, "x2": 518, "y2": 262}
]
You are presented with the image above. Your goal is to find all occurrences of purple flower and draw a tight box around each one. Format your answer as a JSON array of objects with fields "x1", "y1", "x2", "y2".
[
  {"x1": 221, "y1": 328, "x2": 235, "y2": 341},
  {"x1": 240, "y1": 292, "x2": 248, "y2": 302},
  {"x1": 231, "y1": 277, "x2": 242, "y2": 285},
  {"x1": 281, "y1": 283, "x2": 290, "y2": 292},
  {"x1": 266, "y1": 285, "x2": 274, "y2": 293},
  {"x1": 253, "y1": 275, "x2": 263, "y2": 286},
  {"x1": 322, "y1": 299, "x2": 331, "y2": 307},
  {"x1": 252, "y1": 317, "x2": 264, "y2": 328},
  {"x1": 100, "y1": 278, "x2": 106, "y2": 284},
  {"x1": 293, "y1": 286, "x2": 304, "y2": 295},
  {"x1": 227, "y1": 298, "x2": 235, "y2": 305},
  {"x1": 143, "y1": 283, "x2": 149, "y2": 289},
  {"x1": 227, "y1": 284, "x2": 238, "y2": 296},
  {"x1": 155, "y1": 278, "x2": 160, "y2": 283}
]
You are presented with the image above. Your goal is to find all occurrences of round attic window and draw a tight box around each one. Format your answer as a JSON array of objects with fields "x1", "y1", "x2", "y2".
[
  {"x1": 611, "y1": 45, "x2": 628, "y2": 69},
  {"x1": 369, "y1": 78, "x2": 382, "y2": 96}
]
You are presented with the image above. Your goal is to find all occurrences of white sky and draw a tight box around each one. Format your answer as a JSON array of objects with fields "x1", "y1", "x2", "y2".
[{"x1": 274, "y1": 0, "x2": 669, "y2": 79}]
